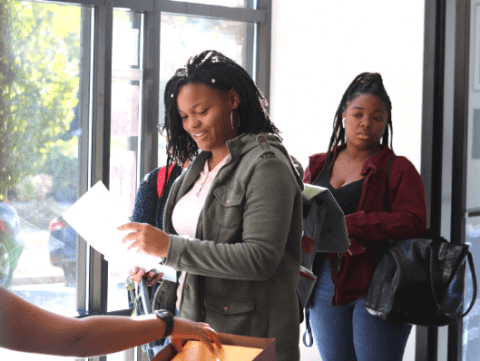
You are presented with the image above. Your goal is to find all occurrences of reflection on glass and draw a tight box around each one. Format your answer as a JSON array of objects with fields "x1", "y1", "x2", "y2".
[
  {"x1": 108, "y1": 10, "x2": 143, "y2": 314},
  {"x1": 1, "y1": 1, "x2": 82, "y2": 360},
  {"x1": 464, "y1": 218, "x2": 480, "y2": 361},
  {"x1": 158, "y1": 14, "x2": 251, "y2": 165},
  {"x1": 171, "y1": 0, "x2": 251, "y2": 8}
]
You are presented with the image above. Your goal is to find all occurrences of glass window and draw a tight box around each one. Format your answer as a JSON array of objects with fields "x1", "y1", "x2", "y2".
[
  {"x1": 463, "y1": 5, "x2": 480, "y2": 360},
  {"x1": 158, "y1": 14, "x2": 253, "y2": 165},
  {"x1": 0, "y1": 1, "x2": 85, "y2": 359},
  {"x1": 171, "y1": 0, "x2": 253, "y2": 9},
  {"x1": 463, "y1": 216, "x2": 480, "y2": 361},
  {"x1": 108, "y1": 9, "x2": 143, "y2": 313}
]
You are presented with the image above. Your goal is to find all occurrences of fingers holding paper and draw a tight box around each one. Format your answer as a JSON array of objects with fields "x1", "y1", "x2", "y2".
[{"x1": 119, "y1": 222, "x2": 170, "y2": 258}]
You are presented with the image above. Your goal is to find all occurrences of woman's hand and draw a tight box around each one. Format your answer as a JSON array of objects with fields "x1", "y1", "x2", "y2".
[
  {"x1": 118, "y1": 222, "x2": 170, "y2": 258},
  {"x1": 169, "y1": 318, "x2": 222, "y2": 354},
  {"x1": 128, "y1": 266, "x2": 163, "y2": 287}
]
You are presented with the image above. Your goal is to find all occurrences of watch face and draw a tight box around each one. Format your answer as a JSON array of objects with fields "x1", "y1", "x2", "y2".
[{"x1": 157, "y1": 310, "x2": 172, "y2": 318}]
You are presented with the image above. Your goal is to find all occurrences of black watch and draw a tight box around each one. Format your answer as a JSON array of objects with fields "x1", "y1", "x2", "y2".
[{"x1": 155, "y1": 309, "x2": 174, "y2": 337}]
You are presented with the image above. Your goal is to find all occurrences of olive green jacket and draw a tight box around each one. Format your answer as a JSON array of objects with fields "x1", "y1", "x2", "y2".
[{"x1": 157, "y1": 132, "x2": 303, "y2": 361}]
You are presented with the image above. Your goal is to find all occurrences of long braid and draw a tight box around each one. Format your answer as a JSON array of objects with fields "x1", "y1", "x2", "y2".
[{"x1": 322, "y1": 72, "x2": 393, "y2": 174}]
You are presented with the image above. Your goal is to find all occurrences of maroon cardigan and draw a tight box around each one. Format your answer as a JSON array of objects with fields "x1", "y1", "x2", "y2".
[{"x1": 304, "y1": 145, "x2": 427, "y2": 306}]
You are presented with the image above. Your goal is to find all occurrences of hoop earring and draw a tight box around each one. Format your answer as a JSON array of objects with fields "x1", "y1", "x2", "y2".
[
  {"x1": 230, "y1": 111, "x2": 235, "y2": 131},
  {"x1": 342, "y1": 117, "x2": 346, "y2": 128}
]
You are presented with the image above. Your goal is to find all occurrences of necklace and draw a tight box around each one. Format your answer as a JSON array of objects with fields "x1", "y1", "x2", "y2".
[{"x1": 195, "y1": 169, "x2": 210, "y2": 198}]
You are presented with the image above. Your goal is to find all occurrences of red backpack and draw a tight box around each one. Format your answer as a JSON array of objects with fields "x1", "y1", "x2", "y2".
[{"x1": 156, "y1": 164, "x2": 177, "y2": 198}]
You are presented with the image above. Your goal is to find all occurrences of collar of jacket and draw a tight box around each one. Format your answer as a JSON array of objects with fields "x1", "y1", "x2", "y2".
[
  {"x1": 225, "y1": 132, "x2": 283, "y2": 159},
  {"x1": 305, "y1": 144, "x2": 396, "y2": 184},
  {"x1": 177, "y1": 132, "x2": 303, "y2": 199}
]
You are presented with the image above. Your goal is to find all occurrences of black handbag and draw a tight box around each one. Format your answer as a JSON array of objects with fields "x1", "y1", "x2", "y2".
[{"x1": 364, "y1": 157, "x2": 478, "y2": 326}]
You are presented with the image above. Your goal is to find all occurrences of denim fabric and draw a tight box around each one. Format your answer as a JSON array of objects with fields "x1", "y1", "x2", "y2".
[{"x1": 310, "y1": 260, "x2": 412, "y2": 361}]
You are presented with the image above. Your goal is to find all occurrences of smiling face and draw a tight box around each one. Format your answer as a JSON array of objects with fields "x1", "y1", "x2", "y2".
[
  {"x1": 177, "y1": 83, "x2": 239, "y2": 158},
  {"x1": 343, "y1": 94, "x2": 388, "y2": 152}
]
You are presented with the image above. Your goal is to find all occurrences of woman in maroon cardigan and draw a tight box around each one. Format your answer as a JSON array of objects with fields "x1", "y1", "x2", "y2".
[{"x1": 303, "y1": 72, "x2": 426, "y2": 361}]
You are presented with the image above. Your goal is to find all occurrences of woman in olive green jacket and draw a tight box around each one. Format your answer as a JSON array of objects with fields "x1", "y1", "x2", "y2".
[{"x1": 120, "y1": 50, "x2": 303, "y2": 361}]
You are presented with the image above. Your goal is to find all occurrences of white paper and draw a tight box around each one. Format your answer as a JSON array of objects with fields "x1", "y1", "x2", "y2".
[{"x1": 62, "y1": 181, "x2": 177, "y2": 282}]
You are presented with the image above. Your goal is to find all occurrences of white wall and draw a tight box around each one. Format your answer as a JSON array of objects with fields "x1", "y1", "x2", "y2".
[{"x1": 269, "y1": 0, "x2": 425, "y2": 172}]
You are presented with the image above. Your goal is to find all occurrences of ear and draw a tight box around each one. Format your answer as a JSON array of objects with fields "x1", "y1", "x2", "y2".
[
  {"x1": 342, "y1": 112, "x2": 346, "y2": 119},
  {"x1": 227, "y1": 88, "x2": 240, "y2": 110}
]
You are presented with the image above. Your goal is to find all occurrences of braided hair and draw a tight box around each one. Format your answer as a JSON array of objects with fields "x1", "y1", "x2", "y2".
[
  {"x1": 324, "y1": 72, "x2": 393, "y2": 170},
  {"x1": 162, "y1": 50, "x2": 280, "y2": 167}
]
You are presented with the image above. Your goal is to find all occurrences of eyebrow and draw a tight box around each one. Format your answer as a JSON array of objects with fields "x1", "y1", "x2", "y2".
[{"x1": 352, "y1": 106, "x2": 384, "y2": 112}]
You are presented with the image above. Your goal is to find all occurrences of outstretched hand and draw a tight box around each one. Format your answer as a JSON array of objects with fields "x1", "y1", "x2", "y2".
[
  {"x1": 169, "y1": 318, "x2": 222, "y2": 354},
  {"x1": 118, "y1": 222, "x2": 170, "y2": 258}
]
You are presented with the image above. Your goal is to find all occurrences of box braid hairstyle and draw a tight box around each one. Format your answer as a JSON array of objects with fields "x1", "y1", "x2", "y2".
[
  {"x1": 162, "y1": 50, "x2": 280, "y2": 170},
  {"x1": 323, "y1": 72, "x2": 393, "y2": 172}
]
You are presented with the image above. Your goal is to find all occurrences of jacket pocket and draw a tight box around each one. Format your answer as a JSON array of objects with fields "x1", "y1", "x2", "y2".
[
  {"x1": 203, "y1": 295, "x2": 255, "y2": 335},
  {"x1": 210, "y1": 186, "x2": 245, "y2": 229}
]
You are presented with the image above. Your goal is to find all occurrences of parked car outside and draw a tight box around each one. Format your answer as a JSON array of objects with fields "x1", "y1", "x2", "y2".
[
  {"x1": 0, "y1": 202, "x2": 24, "y2": 287},
  {"x1": 47, "y1": 215, "x2": 127, "y2": 287},
  {"x1": 48, "y1": 216, "x2": 77, "y2": 286}
]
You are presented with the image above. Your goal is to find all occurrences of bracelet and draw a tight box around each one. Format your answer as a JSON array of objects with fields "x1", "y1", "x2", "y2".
[{"x1": 155, "y1": 309, "x2": 174, "y2": 337}]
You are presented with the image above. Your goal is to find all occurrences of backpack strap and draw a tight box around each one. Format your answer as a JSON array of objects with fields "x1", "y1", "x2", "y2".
[{"x1": 157, "y1": 164, "x2": 177, "y2": 199}]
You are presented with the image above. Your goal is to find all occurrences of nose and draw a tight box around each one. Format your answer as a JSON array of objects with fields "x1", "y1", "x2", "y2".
[
  {"x1": 360, "y1": 116, "x2": 373, "y2": 129},
  {"x1": 183, "y1": 115, "x2": 200, "y2": 132}
]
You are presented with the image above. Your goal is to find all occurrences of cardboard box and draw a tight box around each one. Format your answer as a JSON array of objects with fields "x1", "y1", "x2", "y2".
[{"x1": 152, "y1": 333, "x2": 275, "y2": 361}]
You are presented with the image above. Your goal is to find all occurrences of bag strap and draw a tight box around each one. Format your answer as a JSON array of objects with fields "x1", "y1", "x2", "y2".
[
  {"x1": 140, "y1": 277, "x2": 152, "y2": 315},
  {"x1": 430, "y1": 250, "x2": 477, "y2": 320},
  {"x1": 384, "y1": 156, "x2": 396, "y2": 212},
  {"x1": 157, "y1": 164, "x2": 176, "y2": 199},
  {"x1": 302, "y1": 300, "x2": 314, "y2": 347}
]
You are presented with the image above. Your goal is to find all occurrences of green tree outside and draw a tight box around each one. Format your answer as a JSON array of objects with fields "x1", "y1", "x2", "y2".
[{"x1": 1, "y1": 0, "x2": 81, "y2": 201}]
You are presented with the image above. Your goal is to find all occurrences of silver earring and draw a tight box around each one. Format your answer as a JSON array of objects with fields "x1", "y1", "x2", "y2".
[
  {"x1": 230, "y1": 111, "x2": 235, "y2": 131},
  {"x1": 342, "y1": 117, "x2": 346, "y2": 128}
]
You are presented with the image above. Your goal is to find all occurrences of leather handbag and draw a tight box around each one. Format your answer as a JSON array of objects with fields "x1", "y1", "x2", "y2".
[{"x1": 364, "y1": 157, "x2": 478, "y2": 326}]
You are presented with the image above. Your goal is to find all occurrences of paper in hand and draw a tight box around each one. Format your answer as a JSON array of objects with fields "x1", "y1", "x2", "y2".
[{"x1": 62, "y1": 181, "x2": 177, "y2": 282}]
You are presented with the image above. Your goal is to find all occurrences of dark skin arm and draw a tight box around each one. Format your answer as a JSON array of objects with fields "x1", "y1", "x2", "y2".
[{"x1": 0, "y1": 287, "x2": 221, "y2": 357}]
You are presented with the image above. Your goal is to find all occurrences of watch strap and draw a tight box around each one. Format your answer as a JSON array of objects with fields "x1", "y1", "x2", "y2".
[{"x1": 155, "y1": 309, "x2": 174, "y2": 337}]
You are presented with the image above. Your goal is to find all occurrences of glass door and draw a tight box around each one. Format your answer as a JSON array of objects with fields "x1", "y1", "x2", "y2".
[
  {"x1": 461, "y1": 2, "x2": 480, "y2": 359},
  {"x1": 0, "y1": 1, "x2": 90, "y2": 360}
]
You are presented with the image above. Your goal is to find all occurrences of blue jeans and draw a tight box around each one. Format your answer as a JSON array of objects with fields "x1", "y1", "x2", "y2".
[{"x1": 310, "y1": 260, "x2": 412, "y2": 361}]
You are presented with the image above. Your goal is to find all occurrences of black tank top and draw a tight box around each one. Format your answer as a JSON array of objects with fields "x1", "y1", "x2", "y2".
[
  {"x1": 311, "y1": 162, "x2": 365, "y2": 276},
  {"x1": 313, "y1": 163, "x2": 364, "y2": 216}
]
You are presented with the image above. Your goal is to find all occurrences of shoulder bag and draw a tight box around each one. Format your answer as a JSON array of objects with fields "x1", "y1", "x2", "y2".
[{"x1": 364, "y1": 157, "x2": 478, "y2": 326}]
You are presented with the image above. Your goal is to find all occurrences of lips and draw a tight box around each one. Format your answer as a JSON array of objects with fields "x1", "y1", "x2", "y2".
[
  {"x1": 357, "y1": 132, "x2": 373, "y2": 139},
  {"x1": 191, "y1": 131, "x2": 207, "y2": 139}
]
